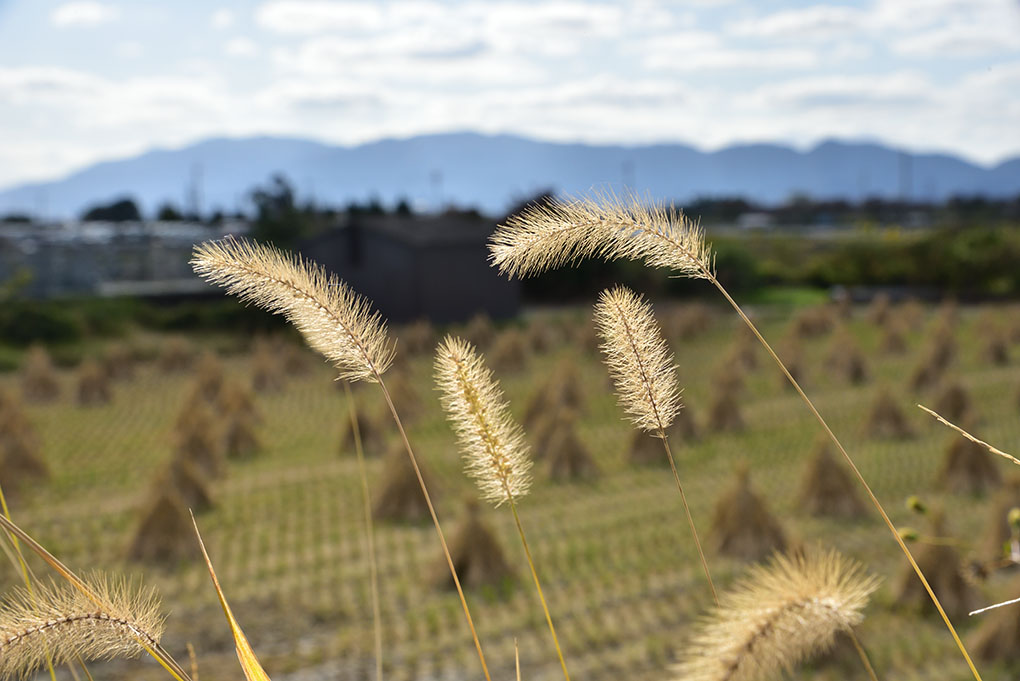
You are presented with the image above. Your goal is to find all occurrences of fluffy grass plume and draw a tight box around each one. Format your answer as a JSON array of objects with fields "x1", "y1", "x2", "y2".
[
  {"x1": 0, "y1": 575, "x2": 165, "y2": 680},
  {"x1": 594, "y1": 286, "x2": 682, "y2": 433},
  {"x1": 191, "y1": 238, "x2": 394, "y2": 382},
  {"x1": 677, "y1": 548, "x2": 878, "y2": 681},
  {"x1": 434, "y1": 336, "x2": 532, "y2": 506},
  {"x1": 436, "y1": 335, "x2": 568, "y2": 681},
  {"x1": 490, "y1": 193, "x2": 713, "y2": 280}
]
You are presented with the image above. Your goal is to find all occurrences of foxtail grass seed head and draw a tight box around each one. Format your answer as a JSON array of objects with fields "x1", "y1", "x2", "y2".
[
  {"x1": 191, "y1": 238, "x2": 394, "y2": 382},
  {"x1": 489, "y1": 192, "x2": 713, "y2": 280},
  {"x1": 435, "y1": 336, "x2": 532, "y2": 506},
  {"x1": 0, "y1": 575, "x2": 165, "y2": 680},
  {"x1": 677, "y1": 547, "x2": 879, "y2": 681},
  {"x1": 594, "y1": 286, "x2": 682, "y2": 433}
]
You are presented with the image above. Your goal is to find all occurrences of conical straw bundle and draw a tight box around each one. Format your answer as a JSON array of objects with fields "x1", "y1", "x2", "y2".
[
  {"x1": 154, "y1": 458, "x2": 213, "y2": 513},
  {"x1": 545, "y1": 422, "x2": 599, "y2": 481},
  {"x1": 867, "y1": 293, "x2": 891, "y2": 325},
  {"x1": 432, "y1": 500, "x2": 515, "y2": 590},
  {"x1": 984, "y1": 476, "x2": 1020, "y2": 560},
  {"x1": 894, "y1": 511, "x2": 977, "y2": 619},
  {"x1": 710, "y1": 466, "x2": 786, "y2": 561},
  {"x1": 797, "y1": 438, "x2": 867, "y2": 518},
  {"x1": 489, "y1": 327, "x2": 529, "y2": 373},
  {"x1": 20, "y1": 345, "x2": 60, "y2": 404},
  {"x1": 937, "y1": 431, "x2": 1002, "y2": 495},
  {"x1": 864, "y1": 388, "x2": 915, "y2": 439},
  {"x1": 126, "y1": 492, "x2": 197, "y2": 563},
  {"x1": 102, "y1": 342, "x2": 136, "y2": 381},
  {"x1": 880, "y1": 321, "x2": 908, "y2": 354},
  {"x1": 970, "y1": 575, "x2": 1020, "y2": 663},
  {"x1": 372, "y1": 445, "x2": 438, "y2": 523},
  {"x1": 676, "y1": 547, "x2": 878, "y2": 681},
  {"x1": 76, "y1": 358, "x2": 112, "y2": 406},
  {"x1": 157, "y1": 336, "x2": 194, "y2": 373},
  {"x1": 250, "y1": 336, "x2": 286, "y2": 393}
]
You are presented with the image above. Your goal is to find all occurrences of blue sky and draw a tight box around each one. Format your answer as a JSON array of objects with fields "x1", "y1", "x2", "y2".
[{"x1": 0, "y1": 0, "x2": 1018, "y2": 188}]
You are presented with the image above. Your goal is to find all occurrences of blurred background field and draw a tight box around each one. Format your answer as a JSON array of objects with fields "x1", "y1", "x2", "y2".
[{"x1": 2, "y1": 298, "x2": 1020, "y2": 681}]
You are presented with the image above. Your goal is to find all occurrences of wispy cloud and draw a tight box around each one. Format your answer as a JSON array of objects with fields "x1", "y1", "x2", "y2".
[
  {"x1": 50, "y1": 1, "x2": 119, "y2": 27},
  {"x1": 0, "y1": 0, "x2": 1018, "y2": 187}
]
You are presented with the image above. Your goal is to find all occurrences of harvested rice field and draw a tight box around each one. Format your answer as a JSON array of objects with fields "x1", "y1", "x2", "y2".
[{"x1": 2, "y1": 299, "x2": 1020, "y2": 681}]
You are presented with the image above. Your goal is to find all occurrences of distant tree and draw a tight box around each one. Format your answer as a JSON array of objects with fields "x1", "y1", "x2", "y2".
[
  {"x1": 395, "y1": 198, "x2": 413, "y2": 216},
  {"x1": 81, "y1": 198, "x2": 141, "y2": 222},
  {"x1": 345, "y1": 198, "x2": 386, "y2": 217},
  {"x1": 685, "y1": 196, "x2": 756, "y2": 223},
  {"x1": 207, "y1": 210, "x2": 224, "y2": 225},
  {"x1": 156, "y1": 202, "x2": 183, "y2": 221},
  {"x1": 251, "y1": 175, "x2": 312, "y2": 247},
  {"x1": 1, "y1": 213, "x2": 33, "y2": 223}
]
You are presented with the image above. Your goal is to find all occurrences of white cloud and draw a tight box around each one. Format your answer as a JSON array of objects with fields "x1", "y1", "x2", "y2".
[
  {"x1": 271, "y1": 36, "x2": 543, "y2": 87},
  {"x1": 762, "y1": 71, "x2": 934, "y2": 109},
  {"x1": 895, "y1": 25, "x2": 1020, "y2": 57},
  {"x1": 50, "y1": 1, "x2": 119, "y2": 27},
  {"x1": 256, "y1": 1, "x2": 386, "y2": 34},
  {"x1": 729, "y1": 6, "x2": 864, "y2": 39},
  {"x1": 643, "y1": 39, "x2": 817, "y2": 72},
  {"x1": 211, "y1": 9, "x2": 236, "y2": 29},
  {"x1": 225, "y1": 37, "x2": 259, "y2": 58},
  {"x1": 116, "y1": 41, "x2": 143, "y2": 59}
]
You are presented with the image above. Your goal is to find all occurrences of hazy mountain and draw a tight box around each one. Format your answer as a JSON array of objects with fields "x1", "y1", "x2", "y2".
[{"x1": 1, "y1": 133, "x2": 1017, "y2": 219}]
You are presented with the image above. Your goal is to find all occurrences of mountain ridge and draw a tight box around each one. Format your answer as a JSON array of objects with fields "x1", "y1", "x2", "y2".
[{"x1": 2, "y1": 132, "x2": 1017, "y2": 218}]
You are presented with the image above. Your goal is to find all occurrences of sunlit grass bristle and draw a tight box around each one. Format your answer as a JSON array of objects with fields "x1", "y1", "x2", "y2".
[
  {"x1": 434, "y1": 336, "x2": 531, "y2": 506},
  {"x1": 0, "y1": 575, "x2": 165, "y2": 680},
  {"x1": 191, "y1": 238, "x2": 395, "y2": 382},
  {"x1": 677, "y1": 547, "x2": 879, "y2": 681},
  {"x1": 593, "y1": 286, "x2": 682, "y2": 434}
]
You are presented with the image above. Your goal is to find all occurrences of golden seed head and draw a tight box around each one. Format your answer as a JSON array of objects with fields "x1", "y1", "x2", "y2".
[
  {"x1": 676, "y1": 547, "x2": 879, "y2": 681},
  {"x1": 191, "y1": 238, "x2": 394, "y2": 382},
  {"x1": 434, "y1": 335, "x2": 532, "y2": 506},
  {"x1": 0, "y1": 574, "x2": 165, "y2": 680},
  {"x1": 489, "y1": 192, "x2": 713, "y2": 280},
  {"x1": 594, "y1": 286, "x2": 682, "y2": 433}
]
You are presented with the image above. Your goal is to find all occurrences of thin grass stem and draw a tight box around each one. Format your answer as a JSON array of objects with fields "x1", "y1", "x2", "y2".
[
  {"x1": 848, "y1": 629, "x2": 880, "y2": 681},
  {"x1": 376, "y1": 377, "x2": 492, "y2": 681},
  {"x1": 918, "y1": 404, "x2": 1020, "y2": 467},
  {"x1": 708, "y1": 277, "x2": 982, "y2": 681},
  {"x1": 0, "y1": 514, "x2": 193, "y2": 681},
  {"x1": 1, "y1": 479, "x2": 66, "y2": 681},
  {"x1": 659, "y1": 435, "x2": 717, "y2": 605},
  {"x1": 597, "y1": 288, "x2": 716, "y2": 604},
  {"x1": 508, "y1": 500, "x2": 570, "y2": 681},
  {"x1": 344, "y1": 381, "x2": 384, "y2": 681}
]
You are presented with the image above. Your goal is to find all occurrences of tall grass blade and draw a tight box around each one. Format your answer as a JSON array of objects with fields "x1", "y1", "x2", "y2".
[{"x1": 191, "y1": 513, "x2": 271, "y2": 681}]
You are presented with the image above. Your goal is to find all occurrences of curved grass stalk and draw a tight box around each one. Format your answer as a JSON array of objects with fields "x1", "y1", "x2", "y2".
[
  {"x1": 434, "y1": 337, "x2": 569, "y2": 681},
  {"x1": 1, "y1": 479, "x2": 70, "y2": 681},
  {"x1": 848, "y1": 629, "x2": 880, "y2": 681},
  {"x1": 376, "y1": 379, "x2": 492, "y2": 681},
  {"x1": 489, "y1": 194, "x2": 983, "y2": 680},
  {"x1": 593, "y1": 286, "x2": 717, "y2": 604},
  {"x1": 192, "y1": 239, "x2": 491, "y2": 681},
  {"x1": 343, "y1": 382, "x2": 384, "y2": 681},
  {"x1": 0, "y1": 514, "x2": 191, "y2": 681},
  {"x1": 710, "y1": 280, "x2": 980, "y2": 680}
]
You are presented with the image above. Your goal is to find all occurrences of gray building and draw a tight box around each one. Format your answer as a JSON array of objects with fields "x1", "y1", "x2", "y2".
[
  {"x1": 0, "y1": 220, "x2": 246, "y2": 298},
  {"x1": 300, "y1": 212, "x2": 519, "y2": 324}
]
